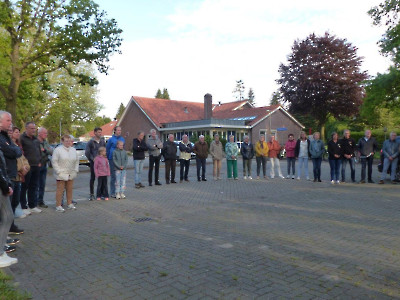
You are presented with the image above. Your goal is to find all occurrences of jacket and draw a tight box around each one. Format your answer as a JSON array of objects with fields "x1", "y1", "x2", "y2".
[
  {"x1": 39, "y1": 138, "x2": 53, "y2": 166},
  {"x1": 0, "y1": 130, "x2": 22, "y2": 179},
  {"x1": 0, "y1": 150, "x2": 12, "y2": 195},
  {"x1": 209, "y1": 140, "x2": 224, "y2": 160},
  {"x1": 106, "y1": 135, "x2": 125, "y2": 160},
  {"x1": 94, "y1": 155, "x2": 110, "y2": 177},
  {"x1": 225, "y1": 142, "x2": 239, "y2": 160},
  {"x1": 240, "y1": 142, "x2": 254, "y2": 160},
  {"x1": 255, "y1": 141, "x2": 269, "y2": 157},
  {"x1": 284, "y1": 140, "x2": 296, "y2": 158},
  {"x1": 85, "y1": 137, "x2": 106, "y2": 162},
  {"x1": 20, "y1": 132, "x2": 41, "y2": 166},
  {"x1": 309, "y1": 139, "x2": 325, "y2": 159},
  {"x1": 339, "y1": 137, "x2": 356, "y2": 157},
  {"x1": 268, "y1": 140, "x2": 281, "y2": 158},
  {"x1": 382, "y1": 139, "x2": 399, "y2": 159},
  {"x1": 112, "y1": 148, "x2": 128, "y2": 169},
  {"x1": 328, "y1": 140, "x2": 342, "y2": 160},
  {"x1": 357, "y1": 137, "x2": 378, "y2": 157},
  {"x1": 179, "y1": 141, "x2": 193, "y2": 161},
  {"x1": 146, "y1": 135, "x2": 163, "y2": 157},
  {"x1": 52, "y1": 145, "x2": 79, "y2": 181},
  {"x1": 16, "y1": 153, "x2": 30, "y2": 182},
  {"x1": 295, "y1": 139, "x2": 310, "y2": 158},
  {"x1": 132, "y1": 138, "x2": 148, "y2": 160},
  {"x1": 193, "y1": 141, "x2": 208, "y2": 159},
  {"x1": 162, "y1": 140, "x2": 177, "y2": 160}
]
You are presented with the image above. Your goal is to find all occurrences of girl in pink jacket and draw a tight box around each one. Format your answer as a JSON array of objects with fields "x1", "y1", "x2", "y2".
[{"x1": 94, "y1": 147, "x2": 110, "y2": 200}]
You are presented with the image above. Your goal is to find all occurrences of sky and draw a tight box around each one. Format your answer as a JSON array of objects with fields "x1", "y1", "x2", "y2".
[{"x1": 94, "y1": 0, "x2": 392, "y2": 118}]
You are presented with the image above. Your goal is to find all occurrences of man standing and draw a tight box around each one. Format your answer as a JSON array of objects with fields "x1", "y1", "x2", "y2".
[
  {"x1": 268, "y1": 135, "x2": 284, "y2": 179},
  {"x1": 340, "y1": 129, "x2": 357, "y2": 183},
  {"x1": 132, "y1": 131, "x2": 148, "y2": 188},
  {"x1": 20, "y1": 122, "x2": 42, "y2": 214},
  {"x1": 146, "y1": 129, "x2": 163, "y2": 186},
  {"x1": 178, "y1": 134, "x2": 192, "y2": 182},
  {"x1": 357, "y1": 129, "x2": 378, "y2": 184},
  {"x1": 379, "y1": 132, "x2": 399, "y2": 184},
  {"x1": 106, "y1": 126, "x2": 125, "y2": 197},
  {"x1": 37, "y1": 127, "x2": 53, "y2": 207},
  {"x1": 209, "y1": 134, "x2": 224, "y2": 180},
  {"x1": 193, "y1": 135, "x2": 208, "y2": 181},
  {"x1": 85, "y1": 127, "x2": 106, "y2": 200},
  {"x1": 162, "y1": 134, "x2": 177, "y2": 184},
  {"x1": 240, "y1": 135, "x2": 254, "y2": 179}
]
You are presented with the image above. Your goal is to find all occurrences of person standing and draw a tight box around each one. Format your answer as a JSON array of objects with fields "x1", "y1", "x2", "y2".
[
  {"x1": 146, "y1": 129, "x2": 163, "y2": 186},
  {"x1": 209, "y1": 134, "x2": 224, "y2": 180},
  {"x1": 255, "y1": 135, "x2": 269, "y2": 179},
  {"x1": 357, "y1": 130, "x2": 378, "y2": 184},
  {"x1": 162, "y1": 134, "x2": 177, "y2": 184},
  {"x1": 295, "y1": 131, "x2": 310, "y2": 181},
  {"x1": 113, "y1": 141, "x2": 128, "y2": 198},
  {"x1": 20, "y1": 122, "x2": 42, "y2": 214},
  {"x1": 379, "y1": 131, "x2": 399, "y2": 184},
  {"x1": 285, "y1": 134, "x2": 296, "y2": 179},
  {"x1": 85, "y1": 127, "x2": 106, "y2": 200},
  {"x1": 37, "y1": 127, "x2": 53, "y2": 208},
  {"x1": 241, "y1": 135, "x2": 254, "y2": 180},
  {"x1": 94, "y1": 147, "x2": 110, "y2": 200},
  {"x1": 225, "y1": 135, "x2": 239, "y2": 180},
  {"x1": 193, "y1": 135, "x2": 208, "y2": 182},
  {"x1": 340, "y1": 129, "x2": 357, "y2": 183},
  {"x1": 309, "y1": 132, "x2": 325, "y2": 182},
  {"x1": 106, "y1": 126, "x2": 125, "y2": 197},
  {"x1": 328, "y1": 132, "x2": 342, "y2": 184},
  {"x1": 132, "y1": 131, "x2": 148, "y2": 189},
  {"x1": 52, "y1": 135, "x2": 79, "y2": 212},
  {"x1": 268, "y1": 135, "x2": 284, "y2": 179},
  {"x1": 178, "y1": 135, "x2": 192, "y2": 182}
]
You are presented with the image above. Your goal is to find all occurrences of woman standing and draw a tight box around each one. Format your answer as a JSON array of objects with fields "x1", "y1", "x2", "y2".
[
  {"x1": 284, "y1": 134, "x2": 296, "y2": 179},
  {"x1": 309, "y1": 132, "x2": 325, "y2": 182},
  {"x1": 225, "y1": 135, "x2": 239, "y2": 180},
  {"x1": 255, "y1": 135, "x2": 269, "y2": 179},
  {"x1": 328, "y1": 132, "x2": 342, "y2": 184},
  {"x1": 295, "y1": 131, "x2": 310, "y2": 180},
  {"x1": 52, "y1": 135, "x2": 79, "y2": 212}
]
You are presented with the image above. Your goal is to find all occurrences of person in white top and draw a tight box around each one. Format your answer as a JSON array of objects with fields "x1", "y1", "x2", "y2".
[{"x1": 295, "y1": 131, "x2": 311, "y2": 180}]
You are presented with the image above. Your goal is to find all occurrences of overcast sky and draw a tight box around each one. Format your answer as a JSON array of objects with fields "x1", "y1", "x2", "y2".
[{"x1": 95, "y1": 0, "x2": 391, "y2": 118}]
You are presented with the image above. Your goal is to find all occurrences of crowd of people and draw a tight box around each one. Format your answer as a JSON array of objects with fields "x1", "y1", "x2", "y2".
[{"x1": 0, "y1": 117, "x2": 398, "y2": 268}]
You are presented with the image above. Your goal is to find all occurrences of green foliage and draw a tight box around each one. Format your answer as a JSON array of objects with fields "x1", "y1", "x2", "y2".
[
  {"x1": 155, "y1": 89, "x2": 162, "y2": 99},
  {"x1": 350, "y1": 129, "x2": 399, "y2": 148},
  {"x1": 232, "y1": 80, "x2": 245, "y2": 101},
  {"x1": 270, "y1": 91, "x2": 281, "y2": 106},
  {"x1": 115, "y1": 103, "x2": 125, "y2": 120},
  {"x1": 190, "y1": 133, "x2": 227, "y2": 149},
  {"x1": 0, "y1": 270, "x2": 30, "y2": 299},
  {"x1": 162, "y1": 88, "x2": 170, "y2": 100},
  {"x1": 248, "y1": 88, "x2": 255, "y2": 105}
]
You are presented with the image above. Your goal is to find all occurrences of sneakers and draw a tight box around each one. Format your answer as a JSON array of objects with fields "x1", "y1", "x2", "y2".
[
  {"x1": 270, "y1": 175, "x2": 275, "y2": 179},
  {"x1": 67, "y1": 204, "x2": 76, "y2": 210},
  {"x1": 0, "y1": 252, "x2": 18, "y2": 268},
  {"x1": 292, "y1": 175, "x2": 295, "y2": 179},
  {"x1": 306, "y1": 177, "x2": 310, "y2": 181},
  {"x1": 17, "y1": 213, "x2": 26, "y2": 219},
  {"x1": 120, "y1": 193, "x2": 126, "y2": 199},
  {"x1": 56, "y1": 206, "x2": 65, "y2": 213},
  {"x1": 6, "y1": 238, "x2": 20, "y2": 245},
  {"x1": 116, "y1": 193, "x2": 121, "y2": 199},
  {"x1": 336, "y1": 180, "x2": 340, "y2": 184},
  {"x1": 4, "y1": 245, "x2": 16, "y2": 253},
  {"x1": 256, "y1": 176, "x2": 260, "y2": 180},
  {"x1": 30, "y1": 207, "x2": 42, "y2": 213},
  {"x1": 279, "y1": 175, "x2": 285, "y2": 179},
  {"x1": 248, "y1": 176, "x2": 253, "y2": 180},
  {"x1": 244, "y1": 176, "x2": 247, "y2": 180},
  {"x1": 104, "y1": 198, "x2": 109, "y2": 201},
  {"x1": 331, "y1": 180, "x2": 335, "y2": 184},
  {"x1": 9, "y1": 226, "x2": 24, "y2": 235},
  {"x1": 135, "y1": 184, "x2": 140, "y2": 189},
  {"x1": 96, "y1": 197, "x2": 101, "y2": 201},
  {"x1": 38, "y1": 203, "x2": 48, "y2": 208},
  {"x1": 379, "y1": 180, "x2": 384, "y2": 184},
  {"x1": 286, "y1": 175, "x2": 290, "y2": 179},
  {"x1": 296, "y1": 177, "x2": 300, "y2": 180},
  {"x1": 22, "y1": 209, "x2": 31, "y2": 216},
  {"x1": 139, "y1": 183, "x2": 145, "y2": 188},
  {"x1": 89, "y1": 194, "x2": 95, "y2": 201}
]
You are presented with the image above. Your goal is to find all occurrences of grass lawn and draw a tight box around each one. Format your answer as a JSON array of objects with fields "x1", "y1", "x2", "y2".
[{"x1": 0, "y1": 269, "x2": 30, "y2": 300}]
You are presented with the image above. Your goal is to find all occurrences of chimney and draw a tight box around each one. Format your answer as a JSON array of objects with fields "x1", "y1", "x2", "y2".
[{"x1": 204, "y1": 93, "x2": 212, "y2": 119}]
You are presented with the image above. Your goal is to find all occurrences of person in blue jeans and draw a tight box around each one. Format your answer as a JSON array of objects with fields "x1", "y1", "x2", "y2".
[
  {"x1": 106, "y1": 126, "x2": 125, "y2": 198},
  {"x1": 327, "y1": 132, "x2": 342, "y2": 184},
  {"x1": 309, "y1": 132, "x2": 325, "y2": 182},
  {"x1": 379, "y1": 132, "x2": 399, "y2": 184}
]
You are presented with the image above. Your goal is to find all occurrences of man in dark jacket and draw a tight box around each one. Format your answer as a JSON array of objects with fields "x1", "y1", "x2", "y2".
[
  {"x1": 357, "y1": 129, "x2": 379, "y2": 183},
  {"x1": 133, "y1": 131, "x2": 148, "y2": 188},
  {"x1": 193, "y1": 135, "x2": 208, "y2": 181},
  {"x1": 20, "y1": 122, "x2": 42, "y2": 214},
  {"x1": 162, "y1": 134, "x2": 177, "y2": 184},
  {"x1": 240, "y1": 135, "x2": 254, "y2": 179},
  {"x1": 340, "y1": 129, "x2": 357, "y2": 183},
  {"x1": 178, "y1": 134, "x2": 192, "y2": 182},
  {"x1": 85, "y1": 127, "x2": 106, "y2": 200},
  {"x1": 37, "y1": 127, "x2": 53, "y2": 208}
]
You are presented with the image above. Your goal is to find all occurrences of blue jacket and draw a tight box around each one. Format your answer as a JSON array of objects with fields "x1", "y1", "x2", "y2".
[
  {"x1": 382, "y1": 139, "x2": 399, "y2": 159},
  {"x1": 106, "y1": 135, "x2": 125, "y2": 160},
  {"x1": 309, "y1": 139, "x2": 325, "y2": 159}
]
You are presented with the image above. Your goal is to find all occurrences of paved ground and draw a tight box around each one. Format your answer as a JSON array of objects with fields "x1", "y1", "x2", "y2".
[{"x1": 5, "y1": 158, "x2": 400, "y2": 299}]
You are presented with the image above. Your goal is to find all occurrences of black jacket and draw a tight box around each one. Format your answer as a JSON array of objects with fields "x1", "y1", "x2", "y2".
[
  {"x1": 328, "y1": 140, "x2": 343, "y2": 160},
  {"x1": 0, "y1": 130, "x2": 22, "y2": 179},
  {"x1": 178, "y1": 142, "x2": 193, "y2": 154},
  {"x1": 20, "y1": 132, "x2": 41, "y2": 166},
  {"x1": 85, "y1": 137, "x2": 106, "y2": 162},
  {"x1": 240, "y1": 142, "x2": 254, "y2": 160},
  {"x1": 357, "y1": 137, "x2": 378, "y2": 157},
  {"x1": 132, "y1": 138, "x2": 148, "y2": 160},
  {"x1": 162, "y1": 141, "x2": 177, "y2": 160},
  {"x1": 295, "y1": 139, "x2": 310, "y2": 158},
  {"x1": 339, "y1": 137, "x2": 356, "y2": 157},
  {"x1": 0, "y1": 150, "x2": 12, "y2": 195}
]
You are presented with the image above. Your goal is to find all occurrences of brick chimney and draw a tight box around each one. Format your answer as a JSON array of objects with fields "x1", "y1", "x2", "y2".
[{"x1": 204, "y1": 93, "x2": 212, "y2": 120}]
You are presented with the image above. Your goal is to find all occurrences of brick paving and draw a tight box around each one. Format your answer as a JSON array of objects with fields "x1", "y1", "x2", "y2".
[{"x1": 5, "y1": 158, "x2": 400, "y2": 299}]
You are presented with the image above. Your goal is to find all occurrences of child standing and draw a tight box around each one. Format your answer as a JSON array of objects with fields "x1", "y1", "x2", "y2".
[
  {"x1": 94, "y1": 147, "x2": 110, "y2": 200},
  {"x1": 113, "y1": 140, "x2": 128, "y2": 199}
]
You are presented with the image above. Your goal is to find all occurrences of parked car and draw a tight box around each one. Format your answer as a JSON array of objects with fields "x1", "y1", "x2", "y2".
[{"x1": 48, "y1": 141, "x2": 90, "y2": 167}]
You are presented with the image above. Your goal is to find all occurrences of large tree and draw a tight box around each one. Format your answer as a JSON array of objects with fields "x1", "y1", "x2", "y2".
[
  {"x1": 247, "y1": 88, "x2": 255, "y2": 105},
  {"x1": 115, "y1": 102, "x2": 125, "y2": 120},
  {"x1": 0, "y1": 0, "x2": 122, "y2": 118},
  {"x1": 277, "y1": 32, "x2": 368, "y2": 138}
]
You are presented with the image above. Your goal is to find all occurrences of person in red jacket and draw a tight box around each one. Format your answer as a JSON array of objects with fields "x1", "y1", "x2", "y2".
[
  {"x1": 284, "y1": 134, "x2": 296, "y2": 179},
  {"x1": 267, "y1": 135, "x2": 284, "y2": 179}
]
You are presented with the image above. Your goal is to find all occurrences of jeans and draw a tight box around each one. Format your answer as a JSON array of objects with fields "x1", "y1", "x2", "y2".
[
  {"x1": 381, "y1": 157, "x2": 398, "y2": 181},
  {"x1": 213, "y1": 159, "x2": 222, "y2": 178},
  {"x1": 270, "y1": 157, "x2": 282, "y2": 177},
  {"x1": 312, "y1": 157, "x2": 322, "y2": 180},
  {"x1": 134, "y1": 159, "x2": 145, "y2": 184},
  {"x1": 180, "y1": 159, "x2": 190, "y2": 180},
  {"x1": 109, "y1": 159, "x2": 116, "y2": 196},
  {"x1": 96, "y1": 176, "x2": 109, "y2": 198},
  {"x1": 37, "y1": 164, "x2": 48, "y2": 204},
  {"x1": 297, "y1": 157, "x2": 309, "y2": 179},
  {"x1": 165, "y1": 159, "x2": 176, "y2": 183},
  {"x1": 256, "y1": 156, "x2": 267, "y2": 177},
  {"x1": 196, "y1": 158, "x2": 206, "y2": 180},
  {"x1": 329, "y1": 159, "x2": 341, "y2": 181},
  {"x1": 115, "y1": 169, "x2": 126, "y2": 194},
  {"x1": 341, "y1": 158, "x2": 355, "y2": 182},
  {"x1": 0, "y1": 194, "x2": 14, "y2": 255},
  {"x1": 287, "y1": 157, "x2": 295, "y2": 176},
  {"x1": 89, "y1": 160, "x2": 96, "y2": 195},
  {"x1": 148, "y1": 155, "x2": 161, "y2": 184},
  {"x1": 20, "y1": 165, "x2": 40, "y2": 209},
  {"x1": 243, "y1": 159, "x2": 252, "y2": 177},
  {"x1": 360, "y1": 156, "x2": 374, "y2": 181},
  {"x1": 227, "y1": 160, "x2": 238, "y2": 179}
]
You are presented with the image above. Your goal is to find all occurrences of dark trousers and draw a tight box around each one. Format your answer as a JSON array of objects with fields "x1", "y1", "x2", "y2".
[
  {"x1": 20, "y1": 165, "x2": 40, "y2": 209},
  {"x1": 37, "y1": 164, "x2": 48, "y2": 204},
  {"x1": 165, "y1": 159, "x2": 176, "y2": 183},
  {"x1": 341, "y1": 158, "x2": 355, "y2": 182},
  {"x1": 329, "y1": 159, "x2": 341, "y2": 181},
  {"x1": 148, "y1": 155, "x2": 161, "y2": 184},
  {"x1": 196, "y1": 158, "x2": 206, "y2": 180},
  {"x1": 312, "y1": 158, "x2": 322, "y2": 180},
  {"x1": 361, "y1": 156, "x2": 374, "y2": 181},
  {"x1": 9, "y1": 181, "x2": 21, "y2": 230},
  {"x1": 286, "y1": 157, "x2": 295, "y2": 175},
  {"x1": 89, "y1": 160, "x2": 96, "y2": 195},
  {"x1": 180, "y1": 159, "x2": 190, "y2": 180},
  {"x1": 97, "y1": 176, "x2": 109, "y2": 198},
  {"x1": 256, "y1": 156, "x2": 267, "y2": 176}
]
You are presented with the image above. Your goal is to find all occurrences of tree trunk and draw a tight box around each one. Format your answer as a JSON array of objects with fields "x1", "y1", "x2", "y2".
[{"x1": 320, "y1": 124, "x2": 326, "y2": 142}]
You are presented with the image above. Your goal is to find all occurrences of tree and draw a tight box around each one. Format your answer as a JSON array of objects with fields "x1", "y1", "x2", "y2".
[
  {"x1": 0, "y1": 0, "x2": 122, "y2": 118},
  {"x1": 232, "y1": 80, "x2": 245, "y2": 100},
  {"x1": 269, "y1": 91, "x2": 282, "y2": 106},
  {"x1": 155, "y1": 89, "x2": 162, "y2": 98},
  {"x1": 277, "y1": 32, "x2": 368, "y2": 139},
  {"x1": 115, "y1": 103, "x2": 125, "y2": 120},
  {"x1": 248, "y1": 88, "x2": 255, "y2": 105},
  {"x1": 162, "y1": 88, "x2": 170, "y2": 100}
]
